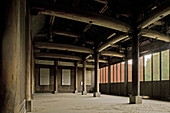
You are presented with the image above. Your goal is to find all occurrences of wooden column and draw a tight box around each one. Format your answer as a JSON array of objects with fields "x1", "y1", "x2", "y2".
[
  {"x1": 129, "y1": 17, "x2": 142, "y2": 104},
  {"x1": 82, "y1": 60, "x2": 87, "y2": 95},
  {"x1": 53, "y1": 60, "x2": 58, "y2": 94},
  {"x1": 169, "y1": 49, "x2": 170, "y2": 100},
  {"x1": 0, "y1": 0, "x2": 22, "y2": 112},
  {"x1": 93, "y1": 53, "x2": 101, "y2": 97},
  {"x1": 26, "y1": 7, "x2": 33, "y2": 111},
  {"x1": 31, "y1": 47, "x2": 35, "y2": 99},
  {"x1": 74, "y1": 62, "x2": 78, "y2": 93},
  {"x1": 125, "y1": 60, "x2": 128, "y2": 96},
  {"x1": 108, "y1": 62, "x2": 111, "y2": 94}
]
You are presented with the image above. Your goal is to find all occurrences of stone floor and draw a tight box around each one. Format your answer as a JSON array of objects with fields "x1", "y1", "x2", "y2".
[{"x1": 29, "y1": 93, "x2": 170, "y2": 113}]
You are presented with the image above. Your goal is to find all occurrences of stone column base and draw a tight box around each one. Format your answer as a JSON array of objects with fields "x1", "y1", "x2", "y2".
[
  {"x1": 53, "y1": 90, "x2": 58, "y2": 94},
  {"x1": 93, "y1": 92, "x2": 101, "y2": 97},
  {"x1": 26, "y1": 100, "x2": 33, "y2": 112},
  {"x1": 82, "y1": 91, "x2": 87, "y2": 95},
  {"x1": 74, "y1": 90, "x2": 78, "y2": 94},
  {"x1": 31, "y1": 94, "x2": 34, "y2": 100},
  {"x1": 129, "y1": 95, "x2": 142, "y2": 104}
]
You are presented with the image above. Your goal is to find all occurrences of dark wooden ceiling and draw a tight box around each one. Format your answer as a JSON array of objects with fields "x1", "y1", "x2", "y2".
[{"x1": 30, "y1": 0, "x2": 170, "y2": 65}]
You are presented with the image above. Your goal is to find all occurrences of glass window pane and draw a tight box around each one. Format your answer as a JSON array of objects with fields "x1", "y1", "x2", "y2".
[
  {"x1": 114, "y1": 64, "x2": 117, "y2": 83},
  {"x1": 153, "y1": 52, "x2": 160, "y2": 81},
  {"x1": 117, "y1": 63, "x2": 121, "y2": 83},
  {"x1": 128, "y1": 59, "x2": 132, "y2": 82},
  {"x1": 111, "y1": 65, "x2": 114, "y2": 83},
  {"x1": 121, "y1": 62, "x2": 125, "y2": 82},
  {"x1": 106, "y1": 66, "x2": 108, "y2": 83},
  {"x1": 139, "y1": 56, "x2": 143, "y2": 81},
  {"x1": 144, "y1": 54, "x2": 152, "y2": 81},
  {"x1": 161, "y1": 49, "x2": 169, "y2": 80}
]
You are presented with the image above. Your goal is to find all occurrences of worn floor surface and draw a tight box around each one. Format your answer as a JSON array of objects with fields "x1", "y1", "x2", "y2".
[{"x1": 29, "y1": 93, "x2": 170, "y2": 113}]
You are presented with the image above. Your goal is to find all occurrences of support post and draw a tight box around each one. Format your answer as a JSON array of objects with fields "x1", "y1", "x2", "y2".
[
  {"x1": 26, "y1": 8, "x2": 33, "y2": 111},
  {"x1": 53, "y1": 60, "x2": 58, "y2": 94},
  {"x1": 129, "y1": 17, "x2": 142, "y2": 104},
  {"x1": 82, "y1": 60, "x2": 87, "y2": 95},
  {"x1": 93, "y1": 53, "x2": 101, "y2": 97},
  {"x1": 31, "y1": 47, "x2": 35, "y2": 99},
  {"x1": 108, "y1": 62, "x2": 111, "y2": 94},
  {"x1": 74, "y1": 62, "x2": 78, "y2": 93},
  {"x1": 0, "y1": 0, "x2": 22, "y2": 112}
]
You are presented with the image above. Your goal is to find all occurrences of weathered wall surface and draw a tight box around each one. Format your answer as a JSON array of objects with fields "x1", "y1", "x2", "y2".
[
  {"x1": 0, "y1": 0, "x2": 26, "y2": 112},
  {"x1": 35, "y1": 64, "x2": 95, "y2": 93},
  {"x1": 100, "y1": 81, "x2": 169, "y2": 100}
]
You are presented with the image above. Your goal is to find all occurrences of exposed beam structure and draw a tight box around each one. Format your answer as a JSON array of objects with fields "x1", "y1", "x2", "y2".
[
  {"x1": 34, "y1": 42, "x2": 94, "y2": 54},
  {"x1": 87, "y1": 58, "x2": 108, "y2": 63},
  {"x1": 32, "y1": 4, "x2": 131, "y2": 33},
  {"x1": 35, "y1": 53, "x2": 82, "y2": 61},
  {"x1": 53, "y1": 30, "x2": 80, "y2": 38},
  {"x1": 97, "y1": 34, "x2": 128, "y2": 52},
  {"x1": 101, "y1": 51, "x2": 125, "y2": 58},
  {"x1": 138, "y1": 6, "x2": 170, "y2": 29},
  {"x1": 94, "y1": 0, "x2": 107, "y2": 4},
  {"x1": 141, "y1": 29, "x2": 170, "y2": 42}
]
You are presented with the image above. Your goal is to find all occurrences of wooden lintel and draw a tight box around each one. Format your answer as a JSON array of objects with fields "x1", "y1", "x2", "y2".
[
  {"x1": 35, "y1": 53, "x2": 82, "y2": 61},
  {"x1": 34, "y1": 42, "x2": 94, "y2": 54}
]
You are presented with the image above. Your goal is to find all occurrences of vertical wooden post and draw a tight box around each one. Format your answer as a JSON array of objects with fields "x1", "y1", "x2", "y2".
[
  {"x1": 82, "y1": 60, "x2": 87, "y2": 95},
  {"x1": 53, "y1": 60, "x2": 58, "y2": 94},
  {"x1": 26, "y1": 6, "x2": 33, "y2": 111},
  {"x1": 129, "y1": 16, "x2": 142, "y2": 104},
  {"x1": 108, "y1": 62, "x2": 111, "y2": 94},
  {"x1": 31, "y1": 47, "x2": 35, "y2": 99},
  {"x1": 0, "y1": 0, "x2": 22, "y2": 112},
  {"x1": 93, "y1": 53, "x2": 101, "y2": 97},
  {"x1": 74, "y1": 62, "x2": 78, "y2": 93}
]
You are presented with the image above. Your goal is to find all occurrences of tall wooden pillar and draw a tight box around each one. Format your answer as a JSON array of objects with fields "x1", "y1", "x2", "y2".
[
  {"x1": 53, "y1": 60, "x2": 58, "y2": 94},
  {"x1": 129, "y1": 16, "x2": 142, "y2": 104},
  {"x1": 31, "y1": 47, "x2": 35, "y2": 99},
  {"x1": 26, "y1": 7, "x2": 33, "y2": 111},
  {"x1": 93, "y1": 53, "x2": 101, "y2": 97},
  {"x1": 74, "y1": 62, "x2": 78, "y2": 93},
  {"x1": 0, "y1": 0, "x2": 22, "y2": 112},
  {"x1": 82, "y1": 60, "x2": 87, "y2": 95}
]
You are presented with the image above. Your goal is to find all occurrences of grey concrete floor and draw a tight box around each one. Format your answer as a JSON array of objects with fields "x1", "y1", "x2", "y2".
[{"x1": 29, "y1": 93, "x2": 170, "y2": 113}]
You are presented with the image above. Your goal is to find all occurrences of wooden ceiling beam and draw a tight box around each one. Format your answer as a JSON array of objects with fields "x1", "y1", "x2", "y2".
[
  {"x1": 141, "y1": 29, "x2": 170, "y2": 42},
  {"x1": 138, "y1": 6, "x2": 170, "y2": 29},
  {"x1": 97, "y1": 34, "x2": 128, "y2": 52},
  {"x1": 53, "y1": 30, "x2": 80, "y2": 38},
  {"x1": 34, "y1": 42, "x2": 94, "y2": 54},
  {"x1": 32, "y1": 4, "x2": 131, "y2": 33},
  {"x1": 35, "y1": 53, "x2": 82, "y2": 61},
  {"x1": 87, "y1": 58, "x2": 108, "y2": 63},
  {"x1": 101, "y1": 51, "x2": 125, "y2": 58}
]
